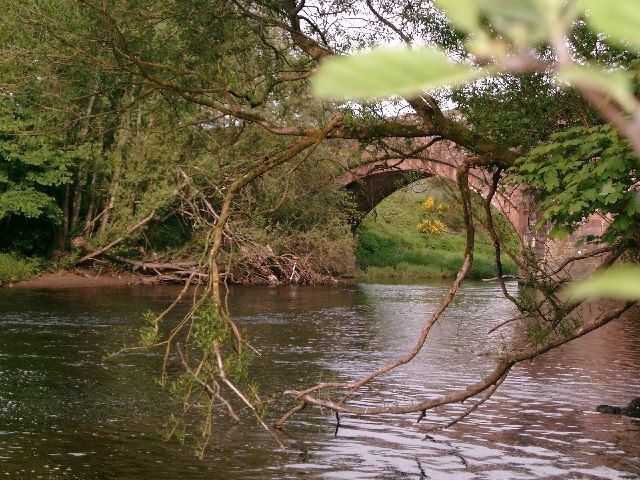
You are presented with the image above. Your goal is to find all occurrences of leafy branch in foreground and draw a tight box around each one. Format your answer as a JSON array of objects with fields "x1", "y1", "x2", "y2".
[
  {"x1": 511, "y1": 124, "x2": 640, "y2": 240},
  {"x1": 312, "y1": 0, "x2": 640, "y2": 301},
  {"x1": 275, "y1": 0, "x2": 639, "y2": 430},
  {"x1": 566, "y1": 264, "x2": 640, "y2": 301}
]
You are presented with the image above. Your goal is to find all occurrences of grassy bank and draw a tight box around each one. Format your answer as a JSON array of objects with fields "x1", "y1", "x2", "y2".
[
  {"x1": 0, "y1": 253, "x2": 41, "y2": 284},
  {"x1": 355, "y1": 179, "x2": 518, "y2": 280}
]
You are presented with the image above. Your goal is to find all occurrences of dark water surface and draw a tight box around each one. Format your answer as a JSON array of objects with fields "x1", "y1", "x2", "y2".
[{"x1": 0, "y1": 282, "x2": 638, "y2": 479}]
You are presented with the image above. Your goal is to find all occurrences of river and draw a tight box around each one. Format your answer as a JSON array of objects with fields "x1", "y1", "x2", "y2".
[{"x1": 0, "y1": 282, "x2": 638, "y2": 479}]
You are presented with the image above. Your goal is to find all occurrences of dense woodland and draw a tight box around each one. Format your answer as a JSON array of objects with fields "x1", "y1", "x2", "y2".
[
  {"x1": 0, "y1": 0, "x2": 633, "y2": 281},
  {"x1": 0, "y1": 1, "x2": 637, "y2": 284},
  {"x1": 1, "y1": 0, "x2": 639, "y2": 456}
]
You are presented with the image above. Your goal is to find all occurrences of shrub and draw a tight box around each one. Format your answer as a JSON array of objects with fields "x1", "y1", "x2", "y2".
[{"x1": 0, "y1": 253, "x2": 40, "y2": 283}]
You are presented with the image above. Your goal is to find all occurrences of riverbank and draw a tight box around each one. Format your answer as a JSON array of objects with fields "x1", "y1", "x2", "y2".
[
  {"x1": 3, "y1": 180, "x2": 520, "y2": 287},
  {"x1": 8, "y1": 270, "x2": 145, "y2": 289},
  {"x1": 7, "y1": 268, "x2": 506, "y2": 289}
]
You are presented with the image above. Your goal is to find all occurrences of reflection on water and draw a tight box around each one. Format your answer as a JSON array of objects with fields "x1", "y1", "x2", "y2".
[{"x1": 0, "y1": 282, "x2": 638, "y2": 479}]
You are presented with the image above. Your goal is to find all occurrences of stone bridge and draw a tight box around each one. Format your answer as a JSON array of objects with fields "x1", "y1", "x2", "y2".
[
  {"x1": 337, "y1": 138, "x2": 609, "y2": 273},
  {"x1": 337, "y1": 139, "x2": 529, "y2": 237}
]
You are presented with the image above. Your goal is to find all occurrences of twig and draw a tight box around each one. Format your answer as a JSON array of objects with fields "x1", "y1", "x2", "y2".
[
  {"x1": 212, "y1": 342, "x2": 286, "y2": 450},
  {"x1": 424, "y1": 370, "x2": 510, "y2": 431}
]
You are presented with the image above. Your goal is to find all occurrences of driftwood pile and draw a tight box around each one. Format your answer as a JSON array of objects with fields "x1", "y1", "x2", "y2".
[
  {"x1": 72, "y1": 237, "x2": 337, "y2": 285},
  {"x1": 72, "y1": 237, "x2": 206, "y2": 283}
]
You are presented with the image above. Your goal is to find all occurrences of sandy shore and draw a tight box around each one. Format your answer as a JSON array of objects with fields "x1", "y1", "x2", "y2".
[{"x1": 8, "y1": 271, "x2": 146, "y2": 289}]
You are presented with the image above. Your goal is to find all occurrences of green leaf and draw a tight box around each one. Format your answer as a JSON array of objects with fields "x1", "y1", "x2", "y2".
[
  {"x1": 581, "y1": 0, "x2": 640, "y2": 52},
  {"x1": 479, "y1": 0, "x2": 538, "y2": 25},
  {"x1": 544, "y1": 169, "x2": 559, "y2": 190},
  {"x1": 566, "y1": 264, "x2": 640, "y2": 301},
  {"x1": 479, "y1": 0, "x2": 545, "y2": 42},
  {"x1": 549, "y1": 225, "x2": 571, "y2": 239},
  {"x1": 604, "y1": 191, "x2": 622, "y2": 204},
  {"x1": 312, "y1": 48, "x2": 479, "y2": 100},
  {"x1": 433, "y1": 0, "x2": 480, "y2": 32},
  {"x1": 627, "y1": 198, "x2": 640, "y2": 216},
  {"x1": 568, "y1": 200, "x2": 588, "y2": 214},
  {"x1": 558, "y1": 65, "x2": 636, "y2": 112},
  {"x1": 600, "y1": 180, "x2": 616, "y2": 197},
  {"x1": 583, "y1": 188, "x2": 597, "y2": 201},
  {"x1": 614, "y1": 215, "x2": 632, "y2": 230}
]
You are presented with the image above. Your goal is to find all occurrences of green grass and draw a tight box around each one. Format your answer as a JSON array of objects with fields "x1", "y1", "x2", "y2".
[
  {"x1": 0, "y1": 253, "x2": 41, "y2": 283},
  {"x1": 355, "y1": 179, "x2": 518, "y2": 280}
]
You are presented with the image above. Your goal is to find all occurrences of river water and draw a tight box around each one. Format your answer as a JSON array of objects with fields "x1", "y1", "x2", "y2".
[{"x1": 0, "y1": 282, "x2": 638, "y2": 479}]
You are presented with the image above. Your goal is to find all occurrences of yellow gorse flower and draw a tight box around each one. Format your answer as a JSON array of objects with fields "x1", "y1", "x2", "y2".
[
  {"x1": 417, "y1": 219, "x2": 446, "y2": 234},
  {"x1": 422, "y1": 197, "x2": 435, "y2": 210},
  {"x1": 418, "y1": 196, "x2": 446, "y2": 234}
]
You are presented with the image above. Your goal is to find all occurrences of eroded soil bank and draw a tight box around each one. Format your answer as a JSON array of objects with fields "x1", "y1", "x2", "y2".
[
  {"x1": 7, "y1": 269, "x2": 351, "y2": 289},
  {"x1": 9, "y1": 271, "x2": 144, "y2": 289}
]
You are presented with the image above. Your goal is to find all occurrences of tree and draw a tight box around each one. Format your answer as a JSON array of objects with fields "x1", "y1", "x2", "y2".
[
  {"x1": 276, "y1": 0, "x2": 640, "y2": 426},
  {"x1": 0, "y1": 97, "x2": 86, "y2": 252}
]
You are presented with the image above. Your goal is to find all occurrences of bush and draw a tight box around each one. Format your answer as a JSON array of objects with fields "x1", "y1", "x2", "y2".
[{"x1": 0, "y1": 253, "x2": 40, "y2": 283}]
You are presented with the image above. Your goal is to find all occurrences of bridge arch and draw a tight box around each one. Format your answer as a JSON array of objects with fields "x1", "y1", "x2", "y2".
[{"x1": 338, "y1": 154, "x2": 527, "y2": 237}]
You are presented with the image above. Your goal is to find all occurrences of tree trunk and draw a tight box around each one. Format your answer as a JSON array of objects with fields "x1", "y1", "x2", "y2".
[
  {"x1": 70, "y1": 89, "x2": 98, "y2": 234},
  {"x1": 83, "y1": 169, "x2": 99, "y2": 236},
  {"x1": 57, "y1": 184, "x2": 71, "y2": 250},
  {"x1": 69, "y1": 173, "x2": 84, "y2": 234},
  {"x1": 98, "y1": 118, "x2": 128, "y2": 235}
]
